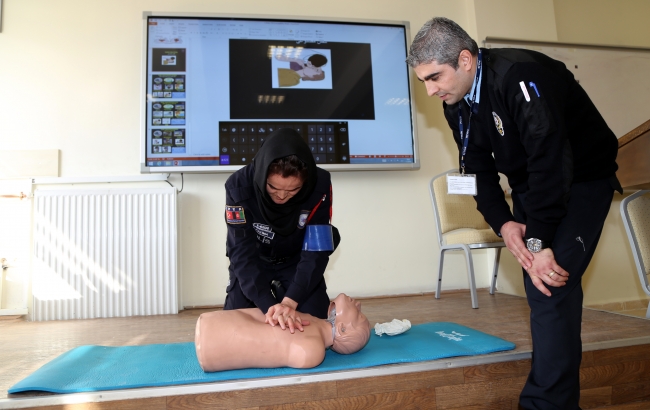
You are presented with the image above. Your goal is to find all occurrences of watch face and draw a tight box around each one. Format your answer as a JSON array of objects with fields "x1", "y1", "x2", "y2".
[{"x1": 527, "y1": 238, "x2": 542, "y2": 253}]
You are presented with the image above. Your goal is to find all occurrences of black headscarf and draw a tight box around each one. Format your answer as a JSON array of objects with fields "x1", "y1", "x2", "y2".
[{"x1": 253, "y1": 128, "x2": 317, "y2": 236}]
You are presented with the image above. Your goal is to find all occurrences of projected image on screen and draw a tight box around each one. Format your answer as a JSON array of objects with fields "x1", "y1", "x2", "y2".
[
  {"x1": 271, "y1": 48, "x2": 333, "y2": 90},
  {"x1": 230, "y1": 40, "x2": 375, "y2": 120}
]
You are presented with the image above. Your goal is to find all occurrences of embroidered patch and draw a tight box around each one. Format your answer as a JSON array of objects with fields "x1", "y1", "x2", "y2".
[
  {"x1": 253, "y1": 223, "x2": 275, "y2": 240},
  {"x1": 492, "y1": 112, "x2": 505, "y2": 136},
  {"x1": 298, "y1": 211, "x2": 310, "y2": 229},
  {"x1": 225, "y1": 206, "x2": 246, "y2": 224}
]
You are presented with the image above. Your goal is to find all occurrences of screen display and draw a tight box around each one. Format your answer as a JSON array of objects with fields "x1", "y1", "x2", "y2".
[{"x1": 141, "y1": 14, "x2": 418, "y2": 172}]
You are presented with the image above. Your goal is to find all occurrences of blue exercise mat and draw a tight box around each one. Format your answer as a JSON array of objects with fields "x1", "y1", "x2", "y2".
[{"x1": 9, "y1": 322, "x2": 515, "y2": 394}]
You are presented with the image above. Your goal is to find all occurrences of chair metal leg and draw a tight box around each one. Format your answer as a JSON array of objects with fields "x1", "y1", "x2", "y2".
[
  {"x1": 646, "y1": 301, "x2": 650, "y2": 319},
  {"x1": 436, "y1": 249, "x2": 445, "y2": 300},
  {"x1": 462, "y1": 245, "x2": 478, "y2": 309},
  {"x1": 489, "y1": 247, "x2": 502, "y2": 295}
]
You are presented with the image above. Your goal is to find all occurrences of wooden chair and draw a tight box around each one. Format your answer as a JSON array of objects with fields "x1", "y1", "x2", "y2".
[
  {"x1": 620, "y1": 190, "x2": 650, "y2": 318},
  {"x1": 429, "y1": 169, "x2": 507, "y2": 308}
]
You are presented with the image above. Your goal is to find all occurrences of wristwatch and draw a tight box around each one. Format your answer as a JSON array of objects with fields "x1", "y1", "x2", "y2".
[{"x1": 525, "y1": 238, "x2": 552, "y2": 253}]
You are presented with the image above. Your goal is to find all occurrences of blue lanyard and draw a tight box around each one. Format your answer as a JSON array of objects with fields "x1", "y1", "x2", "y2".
[{"x1": 458, "y1": 49, "x2": 482, "y2": 174}]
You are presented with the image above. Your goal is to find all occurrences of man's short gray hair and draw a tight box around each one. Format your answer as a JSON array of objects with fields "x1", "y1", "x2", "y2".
[{"x1": 406, "y1": 17, "x2": 478, "y2": 69}]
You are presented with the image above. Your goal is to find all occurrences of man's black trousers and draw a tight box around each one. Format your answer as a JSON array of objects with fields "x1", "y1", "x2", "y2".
[{"x1": 513, "y1": 177, "x2": 615, "y2": 410}]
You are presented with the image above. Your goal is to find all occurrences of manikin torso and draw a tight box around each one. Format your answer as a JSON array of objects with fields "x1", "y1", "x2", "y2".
[{"x1": 195, "y1": 308, "x2": 332, "y2": 371}]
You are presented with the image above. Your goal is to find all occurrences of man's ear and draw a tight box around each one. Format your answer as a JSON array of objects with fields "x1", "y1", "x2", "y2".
[
  {"x1": 458, "y1": 49, "x2": 473, "y2": 72},
  {"x1": 337, "y1": 322, "x2": 346, "y2": 335}
]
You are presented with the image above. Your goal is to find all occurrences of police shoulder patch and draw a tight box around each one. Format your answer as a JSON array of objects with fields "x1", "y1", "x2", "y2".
[
  {"x1": 226, "y1": 205, "x2": 246, "y2": 224},
  {"x1": 492, "y1": 111, "x2": 505, "y2": 136}
]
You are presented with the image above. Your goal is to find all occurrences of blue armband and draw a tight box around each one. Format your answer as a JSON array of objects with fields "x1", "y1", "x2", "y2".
[{"x1": 302, "y1": 225, "x2": 334, "y2": 251}]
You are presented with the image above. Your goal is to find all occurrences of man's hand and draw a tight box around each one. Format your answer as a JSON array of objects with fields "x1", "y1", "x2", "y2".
[
  {"x1": 500, "y1": 221, "x2": 533, "y2": 270},
  {"x1": 264, "y1": 297, "x2": 309, "y2": 333},
  {"x1": 525, "y1": 248, "x2": 569, "y2": 296},
  {"x1": 500, "y1": 222, "x2": 569, "y2": 296}
]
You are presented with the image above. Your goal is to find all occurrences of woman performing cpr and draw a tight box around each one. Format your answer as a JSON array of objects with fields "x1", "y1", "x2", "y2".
[{"x1": 223, "y1": 127, "x2": 340, "y2": 333}]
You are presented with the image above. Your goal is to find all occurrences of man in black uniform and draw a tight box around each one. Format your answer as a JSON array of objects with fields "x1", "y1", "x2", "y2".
[
  {"x1": 407, "y1": 17, "x2": 621, "y2": 409},
  {"x1": 224, "y1": 128, "x2": 340, "y2": 333}
]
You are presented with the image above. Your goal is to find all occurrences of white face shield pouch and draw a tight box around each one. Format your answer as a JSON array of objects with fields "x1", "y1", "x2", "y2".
[{"x1": 374, "y1": 319, "x2": 412, "y2": 336}]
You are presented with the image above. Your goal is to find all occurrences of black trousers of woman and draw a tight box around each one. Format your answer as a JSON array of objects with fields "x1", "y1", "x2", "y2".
[{"x1": 224, "y1": 256, "x2": 330, "y2": 320}]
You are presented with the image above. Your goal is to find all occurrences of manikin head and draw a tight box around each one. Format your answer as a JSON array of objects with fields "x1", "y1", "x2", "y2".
[{"x1": 329, "y1": 293, "x2": 371, "y2": 354}]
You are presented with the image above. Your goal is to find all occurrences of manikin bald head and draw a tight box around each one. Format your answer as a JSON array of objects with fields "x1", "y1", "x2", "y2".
[{"x1": 329, "y1": 293, "x2": 371, "y2": 354}]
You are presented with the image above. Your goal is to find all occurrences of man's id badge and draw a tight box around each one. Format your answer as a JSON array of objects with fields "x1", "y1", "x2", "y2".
[{"x1": 446, "y1": 173, "x2": 477, "y2": 196}]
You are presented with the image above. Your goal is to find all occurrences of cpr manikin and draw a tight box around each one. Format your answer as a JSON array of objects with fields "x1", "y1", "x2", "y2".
[{"x1": 195, "y1": 293, "x2": 371, "y2": 372}]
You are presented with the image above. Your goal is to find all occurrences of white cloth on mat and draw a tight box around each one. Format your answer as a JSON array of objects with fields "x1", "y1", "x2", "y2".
[{"x1": 374, "y1": 319, "x2": 411, "y2": 336}]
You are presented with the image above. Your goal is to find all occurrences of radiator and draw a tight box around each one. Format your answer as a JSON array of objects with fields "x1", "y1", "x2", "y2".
[{"x1": 31, "y1": 188, "x2": 178, "y2": 321}]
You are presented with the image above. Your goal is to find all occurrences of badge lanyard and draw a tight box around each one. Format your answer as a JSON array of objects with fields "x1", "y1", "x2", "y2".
[{"x1": 458, "y1": 49, "x2": 482, "y2": 175}]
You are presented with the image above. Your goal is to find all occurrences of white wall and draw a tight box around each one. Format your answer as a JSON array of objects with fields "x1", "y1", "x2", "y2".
[
  {"x1": 554, "y1": 0, "x2": 650, "y2": 48},
  {"x1": 0, "y1": 0, "x2": 645, "y2": 309},
  {"x1": 474, "y1": 0, "x2": 558, "y2": 43}
]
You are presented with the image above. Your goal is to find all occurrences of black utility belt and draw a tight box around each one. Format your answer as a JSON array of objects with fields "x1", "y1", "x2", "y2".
[{"x1": 259, "y1": 253, "x2": 299, "y2": 265}]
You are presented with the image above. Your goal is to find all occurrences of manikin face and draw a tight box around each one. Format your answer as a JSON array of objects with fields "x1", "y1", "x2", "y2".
[
  {"x1": 329, "y1": 293, "x2": 370, "y2": 354},
  {"x1": 331, "y1": 293, "x2": 363, "y2": 319},
  {"x1": 412, "y1": 50, "x2": 476, "y2": 105},
  {"x1": 266, "y1": 173, "x2": 303, "y2": 204}
]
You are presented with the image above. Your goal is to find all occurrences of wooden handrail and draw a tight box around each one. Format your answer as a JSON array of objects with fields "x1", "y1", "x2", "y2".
[
  {"x1": 617, "y1": 119, "x2": 650, "y2": 190},
  {"x1": 618, "y1": 119, "x2": 650, "y2": 148}
]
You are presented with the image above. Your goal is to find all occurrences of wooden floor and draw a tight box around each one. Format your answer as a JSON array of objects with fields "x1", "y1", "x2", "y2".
[{"x1": 3, "y1": 290, "x2": 650, "y2": 409}]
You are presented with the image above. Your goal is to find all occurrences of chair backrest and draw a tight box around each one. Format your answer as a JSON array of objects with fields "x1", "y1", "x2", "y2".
[
  {"x1": 621, "y1": 190, "x2": 650, "y2": 295},
  {"x1": 429, "y1": 170, "x2": 490, "y2": 244}
]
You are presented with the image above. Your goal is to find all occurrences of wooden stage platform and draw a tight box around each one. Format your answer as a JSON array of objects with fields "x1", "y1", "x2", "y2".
[{"x1": 2, "y1": 290, "x2": 650, "y2": 409}]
